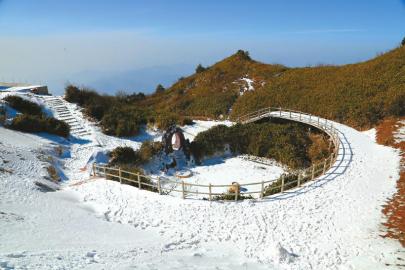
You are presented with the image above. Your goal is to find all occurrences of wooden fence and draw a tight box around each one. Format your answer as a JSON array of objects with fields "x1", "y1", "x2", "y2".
[{"x1": 93, "y1": 107, "x2": 340, "y2": 201}]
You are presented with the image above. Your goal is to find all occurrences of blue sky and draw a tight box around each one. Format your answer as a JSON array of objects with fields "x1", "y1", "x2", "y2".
[{"x1": 0, "y1": 0, "x2": 404, "y2": 94}]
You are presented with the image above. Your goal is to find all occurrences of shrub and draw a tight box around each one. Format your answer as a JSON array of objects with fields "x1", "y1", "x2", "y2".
[
  {"x1": 109, "y1": 141, "x2": 163, "y2": 166},
  {"x1": 180, "y1": 117, "x2": 194, "y2": 126},
  {"x1": 190, "y1": 121, "x2": 326, "y2": 169},
  {"x1": 195, "y1": 64, "x2": 206, "y2": 73},
  {"x1": 138, "y1": 141, "x2": 163, "y2": 163},
  {"x1": 155, "y1": 84, "x2": 165, "y2": 93},
  {"x1": 109, "y1": 146, "x2": 139, "y2": 165},
  {"x1": 9, "y1": 114, "x2": 70, "y2": 137},
  {"x1": 4, "y1": 95, "x2": 42, "y2": 115}
]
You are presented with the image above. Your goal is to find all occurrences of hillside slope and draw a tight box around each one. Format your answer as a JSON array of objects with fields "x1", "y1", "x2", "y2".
[{"x1": 147, "y1": 46, "x2": 405, "y2": 128}]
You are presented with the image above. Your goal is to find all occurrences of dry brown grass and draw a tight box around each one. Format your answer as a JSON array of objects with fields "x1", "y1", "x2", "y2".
[{"x1": 377, "y1": 117, "x2": 405, "y2": 247}]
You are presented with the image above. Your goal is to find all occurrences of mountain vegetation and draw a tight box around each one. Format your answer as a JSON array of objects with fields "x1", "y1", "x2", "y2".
[{"x1": 65, "y1": 43, "x2": 405, "y2": 134}]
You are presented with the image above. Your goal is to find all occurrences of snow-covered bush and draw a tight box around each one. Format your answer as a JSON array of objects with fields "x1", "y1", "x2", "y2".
[
  {"x1": 9, "y1": 114, "x2": 70, "y2": 137},
  {"x1": 4, "y1": 95, "x2": 43, "y2": 116}
]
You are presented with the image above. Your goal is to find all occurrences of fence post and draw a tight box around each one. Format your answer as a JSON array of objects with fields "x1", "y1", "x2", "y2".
[
  {"x1": 279, "y1": 107, "x2": 282, "y2": 116},
  {"x1": 322, "y1": 160, "x2": 327, "y2": 174},
  {"x1": 92, "y1": 163, "x2": 96, "y2": 176},
  {"x1": 281, "y1": 175, "x2": 285, "y2": 192},
  {"x1": 209, "y1": 183, "x2": 212, "y2": 201},
  {"x1": 182, "y1": 181, "x2": 186, "y2": 199},
  {"x1": 137, "y1": 173, "x2": 141, "y2": 189},
  {"x1": 157, "y1": 176, "x2": 162, "y2": 195},
  {"x1": 299, "y1": 112, "x2": 302, "y2": 121},
  {"x1": 118, "y1": 167, "x2": 122, "y2": 184},
  {"x1": 297, "y1": 173, "x2": 301, "y2": 187},
  {"x1": 311, "y1": 164, "x2": 315, "y2": 180},
  {"x1": 329, "y1": 155, "x2": 334, "y2": 168},
  {"x1": 260, "y1": 181, "x2": 264, "y2": 199}
]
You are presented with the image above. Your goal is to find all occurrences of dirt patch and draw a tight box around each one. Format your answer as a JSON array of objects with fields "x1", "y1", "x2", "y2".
[{"x1": 376, "y1": 117, "x2": 405, "y2": 247}]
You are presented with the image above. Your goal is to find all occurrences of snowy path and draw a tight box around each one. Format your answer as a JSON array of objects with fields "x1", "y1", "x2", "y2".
[{"x1": 71, "y1": 120, "x2": 403, "y2": 269}]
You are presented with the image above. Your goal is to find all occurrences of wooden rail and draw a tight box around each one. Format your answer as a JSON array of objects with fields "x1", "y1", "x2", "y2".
[{"x1": 92, "y1": 107, "x2": 340, "y2": 201}]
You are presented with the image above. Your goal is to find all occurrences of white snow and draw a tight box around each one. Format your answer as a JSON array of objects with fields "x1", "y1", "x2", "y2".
[
  {"x1": 394, "y1": 120, "x2": 405, "y2": 143},
  {"x1": 235, "y1": 76, "x2": 255, "y2": 96},
  {"x1": 0, "y1": 94, "x2": 403, "y2": 269}
]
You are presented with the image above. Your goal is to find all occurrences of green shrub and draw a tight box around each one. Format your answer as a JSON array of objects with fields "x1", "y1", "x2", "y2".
[
  {"x1": 4, "y1": 96, "x2": 42, "y2": 115},
  {"x1": 109, "y1": 146, "x2": 139, "y2": 165},
  {"x1": 109, "y1": 141, "x2": 163, "y2": 166},
  {"x1": 9, "y1": 114, "x2": 70, "y2": 137},
  {"x1": 190, "y1": 120, "x2": 325, "y2": 169}
]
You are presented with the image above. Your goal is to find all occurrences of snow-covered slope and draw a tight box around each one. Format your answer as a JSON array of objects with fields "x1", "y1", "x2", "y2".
[{"x1": 0, "y1": 94, "x2": 403, "y2": 269}]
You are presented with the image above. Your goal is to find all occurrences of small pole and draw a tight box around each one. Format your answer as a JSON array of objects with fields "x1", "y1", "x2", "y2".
[
  {"x1": 137, "y1": 173, "x2": 141, "y2": 189},
  {"x1": 92, "y1": 163, "x2": 96, "y2": 176},
  {"x1": 309, "y1": 115, "x2": 312, "y2": 122},
  {"x1": 157, "y1": 176, "x2": 162, "y2": 195},
  {"x1": 317, "y1": 117, "x2": 320, "y2": 125},
  {"x1": 297, "y1": 173, "x2": 301, "y2": 187},
  {"x1": 182, "y1": 181, "x2": 186, "y2": 199},
  {"x1": 289, "y1": 111, "x2": 292, "y2": 118},
  {"x1": 260, "y1": 181, "x2": 264, "y2": 199},
  {"x1": 279, "y1": 107, "x2": 282, "y2": 116},
  {"x1": 299, "y1": 112, "x2": 302, "y2": 121},
  {"x1": 209, "y1": 183, "x2": 212, "y2": 201},
  {"x1": 311, "y1": 164, "x2": 315, "y2": 180},
  {"x1": 322, "y1": 160, "x2": 327, "y2": 174},
  {"x1": 118, "y1": 167, "x2": 122, "y2": 184},
  {"x1": 281, "y1": 175, "x2": 285, "y2": 192}
]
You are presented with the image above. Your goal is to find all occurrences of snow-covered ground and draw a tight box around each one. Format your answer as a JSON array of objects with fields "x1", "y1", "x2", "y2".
[{"x1": 0, "y1": 92, "x2": 404, "y2": 269}]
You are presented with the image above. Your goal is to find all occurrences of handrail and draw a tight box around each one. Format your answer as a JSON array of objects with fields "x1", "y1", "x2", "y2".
[{"x1": 92, "y1": 107, "x2": 340, "y2": 201}]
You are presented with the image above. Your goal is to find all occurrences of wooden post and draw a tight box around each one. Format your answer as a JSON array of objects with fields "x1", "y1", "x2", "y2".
[
  {"x1": 311, "y1": 164, "x2": 315, "y2": 180},
  {"x1": 281, "y1": 175, "x2": 285, "y2": 192},
  {"x1": 322, "y1": 160, "x2": 327, "y2": 174},
  {"x1": 157, "y1": 176, "x2": 162, "y2": 194},
  {"x1": 118, "y1": 167, "x2": 122, "y2": 184},
  {"x1": 209, "y1": 183, "x2": 212, "y2": 201},
  {"x1": 137, "y1": 173, "x2": 141, "y2": 189},
  {"x1": 279, "y1": 107, "x2": 282, "y2": 116},
  {"x1": 92, "y1": 163, "x2": 96, "y2": 176},
  {"x1": 182, "y1": 181, "x2": 186, "y2": 199},
  {"x1": 297, "y1": 173, "x2": 301, "y2": 187},
  {"x1": 235, "y1": 184, "x2": 239, "y2": 202},
  {"x1": 260, "y1": 181, "x2": 264, "y2": 199}
]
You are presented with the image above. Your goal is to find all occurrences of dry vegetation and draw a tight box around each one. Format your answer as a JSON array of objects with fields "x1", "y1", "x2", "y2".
[{"x1": 376, "y1": 118, "x2": 405, "y2": 247}]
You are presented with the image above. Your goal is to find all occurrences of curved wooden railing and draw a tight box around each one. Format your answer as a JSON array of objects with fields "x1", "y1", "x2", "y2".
[{"x1": 92, "y1": 107, "x2": 340, "y2": 201}]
